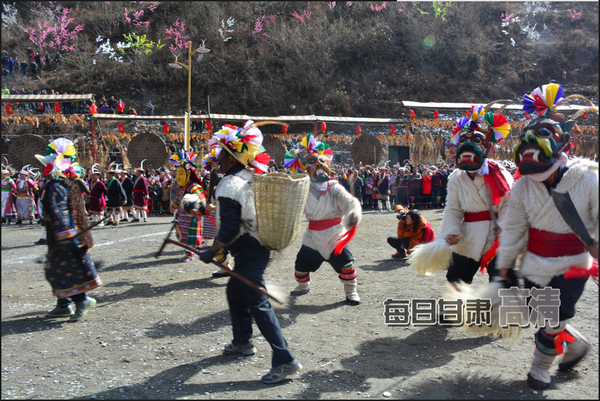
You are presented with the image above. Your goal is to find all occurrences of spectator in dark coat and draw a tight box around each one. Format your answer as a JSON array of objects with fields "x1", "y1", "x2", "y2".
[
  {"x1": 31, "y1": 61, "x2": 38, "y2": 80},
  {"x1": 407, "y1": 166, "x2": 422, "y2": 209}
]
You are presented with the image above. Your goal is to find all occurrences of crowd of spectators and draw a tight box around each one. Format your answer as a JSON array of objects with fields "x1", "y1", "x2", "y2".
[
  {"x1": 325, "y1": 161, "x2": 455, "y2": 210},
  {"x1": 2, "y1": 47, "x2": 62, "y2": 80},
  {"x1": 1, "y1": 83, "x2": 212, "y2": 128}
]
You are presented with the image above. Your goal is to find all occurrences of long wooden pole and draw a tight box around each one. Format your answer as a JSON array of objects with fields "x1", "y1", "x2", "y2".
[
  {"x1": 161, "y1": 238, "x2": 284, "y2": 305},
  {"x1": 185, "y1": 40, "x2": 192, "y2": 151}
]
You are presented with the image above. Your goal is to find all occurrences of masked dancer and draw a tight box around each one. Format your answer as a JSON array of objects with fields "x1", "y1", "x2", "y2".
[{"x1": 284, "y1": 133, "x2": 362, "y2": 305}]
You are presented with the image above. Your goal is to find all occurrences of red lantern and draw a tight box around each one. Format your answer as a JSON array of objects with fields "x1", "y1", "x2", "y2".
[
  {"x1": 465, "y1": 111, "x2": 470, "y2": 118},
  {"x1": 6, "y1": 104, "x2": 13, "y2": 115},
  {"x1": 433, "y1": 110, "x2": 439, "y2": 119},
  {"x1": 118, "y1": 123, "x2": 125, "y2": 134},
  {"x1": 390, "y1": 125, "x2": 395, "y2": 136},
  {"x1": 205, "y1": 120, "x2": 212, "y2": 133},
  {"x1": 582, "y1": 112, "x2": 588, "y2": 120},
  {"x1": 356, "y1": 125, "x2": 362, "y2": 135},
  {"x1": 282, "y1": 125, "x2": 288, "y2": 134},
  {"x1": 409, "y1": 110, "x2": 416, "y2": 119},
  {"x1": 525, "y1": 112, "x2": 531, "y2": 121},
  {"x1": 321, "y1": 122, "x2": 326, "y2": 133},
  {"x1": 90, "y1": 104, "x2": 97, "y2": 115},
  {"x1": 54, "y1": 102, "x2": 61, "y2": 114},
  {"x1": 164, "y1": 123, "x2": 170, "y2": 134}
]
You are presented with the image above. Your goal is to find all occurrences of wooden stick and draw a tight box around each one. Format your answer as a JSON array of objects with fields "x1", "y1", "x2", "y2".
[
  {"x1": 75, "y1": 215, "x2": 111, "y2": 238},
  {"x1": 154, "y1": 220, "x2": 178, "y2": 258},
  {"x1": 161, "y1": 238, "x2": 284, "y2": 305}
]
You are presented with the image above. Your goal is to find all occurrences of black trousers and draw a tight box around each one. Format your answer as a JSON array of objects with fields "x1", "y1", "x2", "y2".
[
  {"x1": 524, "y1": 275, "x2": 588, "y2": 321},
  {"x1": 387, "y1": 237, "x2": 410, "y2": 252},
  {"x1": 227, "y1": 234, "x2": 295, "y2": 367},
  {"x1": 446, "y1": 252, "x2": 499, "y2": 284},
  {"x1": 57, "y1": 292, "x2": 87, "y2": 305}
]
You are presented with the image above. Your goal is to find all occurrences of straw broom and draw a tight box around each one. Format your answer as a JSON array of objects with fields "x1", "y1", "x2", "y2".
[
  {"x1": 442, "y1": 279, "x2": 524, "y2": 341},
  {"x1": 407, "y1": 237, "x2": 460, "y2": 276}
]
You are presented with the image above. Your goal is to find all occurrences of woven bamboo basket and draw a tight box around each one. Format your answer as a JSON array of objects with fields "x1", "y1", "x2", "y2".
[{"x1": 253, "y1": 172, "x2": 310, "y2": 251}]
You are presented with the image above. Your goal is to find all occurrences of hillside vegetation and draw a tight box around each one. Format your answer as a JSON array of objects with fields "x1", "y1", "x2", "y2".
[{"x1": 2, "y1": 1, "x2": 598, "y2": 119}]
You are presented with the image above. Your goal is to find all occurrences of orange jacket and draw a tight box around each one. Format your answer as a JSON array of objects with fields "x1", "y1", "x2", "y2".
[{"x1": 395, "y1": 206, "x2": 435, "y2": 254}]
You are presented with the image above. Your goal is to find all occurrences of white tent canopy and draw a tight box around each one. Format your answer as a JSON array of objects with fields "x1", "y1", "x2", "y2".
[{"x1": 400, "y1": 101, "x2": 596, "y2": 112}]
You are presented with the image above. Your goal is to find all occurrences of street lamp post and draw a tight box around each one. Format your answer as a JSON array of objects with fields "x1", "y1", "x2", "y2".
[{"x1": 169, "y1": 41, "x2": 210, "y2": 151}]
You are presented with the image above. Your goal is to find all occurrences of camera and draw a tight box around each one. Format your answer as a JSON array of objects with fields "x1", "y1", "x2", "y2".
[{"x1": 397, "y1": 213, "x2": 407, "y2": 221}]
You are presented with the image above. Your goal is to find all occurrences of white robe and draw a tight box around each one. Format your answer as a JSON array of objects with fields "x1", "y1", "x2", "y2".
[
  {"x1": 439, "y1": 165, "x2": 513, "y2": 262},
  {"x1": 215, "y1": 168, "x2": 262, "y2": 246},
  {"x1": 302, "y1": 180, "x2": 362, "y2": 259},
  {"x1": 496, "y1": 158, "x2": 599, "y2": 286}
]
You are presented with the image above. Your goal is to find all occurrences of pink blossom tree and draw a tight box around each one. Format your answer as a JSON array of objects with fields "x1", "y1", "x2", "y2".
[
  {"x1": 252, "y1": 15, "x2": 275, "y2": 38},
  {"x1": 165, "y1": 19, "x2": 190, "y2": 50},
  {"x1": 20, "y1": 7, "x2": 83, "y2": 52},
  {"x1": 291, "y1": 2, "x2": 312, "y2": 25},
  {"x1": 123, "y1": 2, "x2": 155, "y2": 27},
  {"x1": 568, "y1": 8, "x2": 583, "y2": 20}
]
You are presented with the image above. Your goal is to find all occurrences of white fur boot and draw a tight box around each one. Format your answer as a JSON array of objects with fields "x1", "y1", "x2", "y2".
[
  {"x1": 343, "y1": 278, "x2": 360, "y2": 305},
  {"x1": 527, "y1": 348, "x2": 556, "y2": 390},
  {"x1": 385, "y1": 200, "x2": 392, "y2": 211},
  {"x1": 141, "y1": 209, "x2": 148, "y2": 222},
  {"x1": 377, "y1": 200, "x2": 383, "y2": 211},
  {"x1": 112, "y1": 211, "x2": 120, "y2": 226},
  {"x1": 291, "y1": 271, "x2": 310, "y2": 295},
  {"x1": 132, "y1": 208, "x2": 139, "y2": 221},
  {"x1": 559, "y1": 324, "x2": 590, "y2": 372}
]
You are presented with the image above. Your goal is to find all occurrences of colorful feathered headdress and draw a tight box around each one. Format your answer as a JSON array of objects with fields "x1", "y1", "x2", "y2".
[
  {"x1": 170, "y1": 150, "x2": 198, "y2": 170},
  {"x1": 522, "y1": 82, "x2": 597, "y2": 120},
  {"x1": 451, "y1": 102, "x2": 511, "y2": 146},
  {"x1": 283, "y1": 133, "x2": 333, "y2": 173},
  {"x1": 201, "y1": 147, "x2": 221, "y2": 171},
  {"x1": 208, "y1": 120, "x2": 275, "y2": 175},
  {"x1": 34, "y1": 138, "x2": 81, "y2": 179}
]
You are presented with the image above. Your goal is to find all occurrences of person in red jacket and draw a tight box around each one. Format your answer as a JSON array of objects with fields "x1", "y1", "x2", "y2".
[
  {"x1": 116, "y1": 99, "x2": 125, "y2": 114},
  {"x1": 420, "y1": 168, "x2": 432, "y2": 208},
  {"x1": 387, "y1": 207, "x2": 434, "y2": 258}
]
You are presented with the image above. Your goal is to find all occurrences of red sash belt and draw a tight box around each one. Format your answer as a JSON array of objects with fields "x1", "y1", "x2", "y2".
[
  {"x1": 134, "y1": 189, "x2": 145, "y2": 192},
  {"x1": 528, "y1": 228, "x2": 586, "y2": 257},
  {"x1": 308, "y1": 218, "x2": 342, "y2": 231},
  {"x1": 464, "y1": 211, "x2": 492, "y2": 222}
]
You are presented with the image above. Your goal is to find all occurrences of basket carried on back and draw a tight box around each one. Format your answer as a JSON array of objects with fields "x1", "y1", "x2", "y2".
[{"x1": 253, "y1": 172, "x2": 310, "y2": 251}]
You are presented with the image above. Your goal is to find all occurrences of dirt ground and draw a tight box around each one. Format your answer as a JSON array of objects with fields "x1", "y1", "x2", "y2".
[{"x1": 1, "y1": 207, "x2": 598, "y2": 400}]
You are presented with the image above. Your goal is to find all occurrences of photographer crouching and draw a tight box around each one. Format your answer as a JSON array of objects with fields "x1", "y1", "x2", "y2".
[{"x1": 387, "y1": 206, "x2": 435, "y2": 259}]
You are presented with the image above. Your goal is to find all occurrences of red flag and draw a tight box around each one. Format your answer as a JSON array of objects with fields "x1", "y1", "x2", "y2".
[
  {"x1": 356, "y1": 125, "x2": 362, "y2": 135},
  {"x1": 118, "y1": 123, "x2": 125, "y2": 134},
  {"x1": 54, "y1": 102, "x2": 61, "y2": 114},
  {"x1": 433, "y1": 110, "x2": 439, "y2": 119},
  {"x1": 321, "y1": 122, "x2": 326, "y2": 132},
  {"x1": 6, "y1": 104, "x2": 13, "y2": 115},
  {"x1": 282, "y1": 125, "x2": 288, "y2": 134},
  {"x1": 164, "y1": 123, "x2": 170, "y2": 134},
  {"x1": 390, "y1": 125, "x2": 395, "y2": 135},
  {"x1": 409, "y1": 110, "x2": 416, "y2": 119}
]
